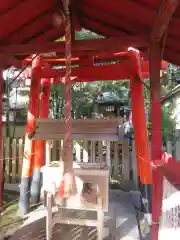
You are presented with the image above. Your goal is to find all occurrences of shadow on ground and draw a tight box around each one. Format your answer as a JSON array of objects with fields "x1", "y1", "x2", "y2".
[
  {"x1": 9, "y1": 217, "x2": 99, "y2": 240},
  {"x1": 3, "y1": 191, "x2": 141, "y2": 240}
]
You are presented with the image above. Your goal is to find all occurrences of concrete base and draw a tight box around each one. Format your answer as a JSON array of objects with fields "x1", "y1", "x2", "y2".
[
  {"x1": 19, "y1": 177, "x2": 32, "y2": 215},
  {"x1": 31, "y1": 170, "x2": 42, "y2": 204}
]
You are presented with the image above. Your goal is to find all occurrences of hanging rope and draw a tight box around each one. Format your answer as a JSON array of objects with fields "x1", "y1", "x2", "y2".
[
  {"x1": 64, "y1": 13, "x2": 72, "y2": 164},
  {"x1": 60, "y1": 0, "x2": 76, "y2": 197}
]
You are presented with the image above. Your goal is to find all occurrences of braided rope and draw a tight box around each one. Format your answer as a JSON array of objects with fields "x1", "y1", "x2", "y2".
[
  {"x1": 63, "y1": 14, "x2": 73, "y2": 168},
  {"x1": 57, "y1": 4, "x2": 77, "y2": 198}
]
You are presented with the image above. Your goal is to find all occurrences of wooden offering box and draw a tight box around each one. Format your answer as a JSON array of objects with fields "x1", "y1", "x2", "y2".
[
  {"x1": 41, "y1": 161, "x2": 109, "y2": 211},
  {"x1": 42, "y1": 162, "x2": 109, "y2": 240}
]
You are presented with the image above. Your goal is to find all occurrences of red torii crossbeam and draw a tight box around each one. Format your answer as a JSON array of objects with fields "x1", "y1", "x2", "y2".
[{"x1": 14, "y1": 60, "x2": 168, "y2": 83}]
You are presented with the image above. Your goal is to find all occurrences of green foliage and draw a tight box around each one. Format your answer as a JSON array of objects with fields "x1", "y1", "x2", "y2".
[
  {"x1": 168, "y1": 64, "x2": 180, "y2": 83},
  {"x1": 147, "y1": 105, "x2": 174, "y2": 142},
  {"x1": 75, "y1": 29, "x2": 104, "y2": 40},
  {"x1": 50, "y1": 81, "x2": 129, "y2": 119},
  {"x1": 144, "y1": 69, "x2": 176, "y2": 141},
  {"x1": 55, "y1": 28, "x2": 103, "y2": 42},
  {"x1": 50, "y1": 76, "x2": 175, "y2": 143},
  {"x1": 162, "y1": 105, "x2": 174, "y2": 140}
]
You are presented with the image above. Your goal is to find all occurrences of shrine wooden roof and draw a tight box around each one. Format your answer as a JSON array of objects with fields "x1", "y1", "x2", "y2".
[{"x1": 0, "y1": 0, "x2": 180, "y2": 67}]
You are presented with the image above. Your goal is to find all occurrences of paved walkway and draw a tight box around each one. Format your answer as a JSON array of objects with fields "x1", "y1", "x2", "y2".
[{"x1": 9, "y1": 191, "x2": 140, "y2": 240}]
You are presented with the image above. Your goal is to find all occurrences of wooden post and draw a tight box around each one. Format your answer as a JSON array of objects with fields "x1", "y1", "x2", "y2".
[
  {"x1": 166, "y1": 141, "x2": 173, "y2": 155},
  {"x1": 122, "y1": 139, "x2": 130, "y2": 181},
  {"x1": 46, "y1": 192, "x2": 52, "y2": 240},
  {"x1": 83, "y1": 141, "x2": 88, "y2": 163},
  {"x1": 97, "y1": 197, "x2": 104, "y2": 240},
  {"x1": 12, "y1": 138, "x2": 17, "y2": 183},
  {"x1": 90, "y1": 141, "x2": 96, "y2": 162},
  {"x1": 98, "y1": 141, "x2": 103, "y2": 163},
  {"x1": 45, "y1": 141, "x2": 51, "y2": 165},
  {"x1": 4, "y1": 138, "x2": 10, "y2": 183},
  {"x1": 114, "y1": 142, "x2": 119, "y2": 179},
  {"x1": 31, "y1": 73, "x2": 51, "y2": 204},
  {"x1": 175, "y1": 132, "x2": 180, "y2": 160},
  {"x1": 18, "y1": 138, "x2": 24, "y2": 176},
  {"x1": 0, "y1": 70, "x2": 3, "y2": 210},
  {"x1": 106, "y1": 141, "x2": 111, "y2": 168},
  {"x1": 132, "y1": 140, "x2": 138, "y2": 188},
  {"x1": 150, "y1": 42, "x2": 163, "y2": 240},
  {"x1": 75, "y1": 142, "x2": 81, "y2": 162},
  {"x1": 19, "y1": 55, "x2": 41, "y2": 215}
]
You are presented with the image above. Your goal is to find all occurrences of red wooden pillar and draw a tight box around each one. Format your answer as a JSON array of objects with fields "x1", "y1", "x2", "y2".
[
  {"x1": 150, "y1": 43, "x2": 163, "y2": 240},
  {"x1": 0, "y1": 70, "x2": 3, "y2": 210},
  {"x1": 19, "y1": 55, "x2": 42, "y2": 215},
  {"x1": 128, "y1": 48, "x2": 152, "y2": 184},
  {"x1": 31, "y1": 71, "x2": 51, "y2": 204},
  {"x1": 129, "y1": 48, "x2": 152, "y2": 220}
]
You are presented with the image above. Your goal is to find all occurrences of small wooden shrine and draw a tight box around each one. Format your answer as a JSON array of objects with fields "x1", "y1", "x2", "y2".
[{"x1": 94, "y1": 89, "x2": 129, "y2": 119}]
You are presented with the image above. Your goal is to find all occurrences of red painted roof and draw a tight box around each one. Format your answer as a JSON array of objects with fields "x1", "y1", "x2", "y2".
[{"x1": 1, "y1": 0, "x2": 180, "y2": 65}]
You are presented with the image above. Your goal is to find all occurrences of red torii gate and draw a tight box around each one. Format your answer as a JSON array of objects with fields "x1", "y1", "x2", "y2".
[
  {"x1": 13, "y1": 48, "x2": 167, "y2": 235},
  {"x1": 18, "y1": 50, "x2": 151, "y2": 199},
  {"x1": 6, "y1": 55, "x2": 168, "y2": 214},
  {"x1": 0, "y1": 48, "x2": 169, "y2": 240}
]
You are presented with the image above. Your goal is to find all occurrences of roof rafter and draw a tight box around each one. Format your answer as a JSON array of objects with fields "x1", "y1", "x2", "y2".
[
  {"x1": 0, "y1": 0, "x2": 21, "y2": 14},
  {"x1": 0, "y1": 0, "x2": 58, "y2": 39},
  {"x1": 151, "y1": 0, "x2": 180, "y2": 42},
  {"x1": 29, "y1": 27, "x2": 63, "y2": 43},
  {"x1": 80, "y1": 13, "x2": 132, "y2": 37},
  {"x1": 78, "y1": 0, "x2": 154, "y2": 27},
  {"x1": 79, "y1": 5, "x2": 148, "y2": 35},
  {"x1": 0, "y1": 55, "x2": 21, "y2": 68},
  {"x1": 164, "y1": 47, "x2": 180, "y2": 65},
  {"x1": 0, "y1": 34, "x2": 149, "y2": 56},
  {"x1": 1, "y1": 7, "x2": 57, "y2": 44}
]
